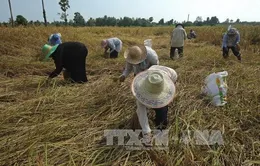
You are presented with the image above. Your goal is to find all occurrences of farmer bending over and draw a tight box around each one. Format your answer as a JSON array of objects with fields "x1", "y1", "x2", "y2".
[
  {"x1": 42, "y1": 42, "x2": 88, "y2": 83},
  {"x1": 222, "y1": 27, "x2": 241, "y2": 61},
  {"x1": 119, "y1": 45, "x2": 159, "y2": 82},
  {"x1": 131, "y1": 65, "x2": 177, "y2": 146},
  {"x1": 101, "y1": 37, "x2": 122, "y2": 58}
]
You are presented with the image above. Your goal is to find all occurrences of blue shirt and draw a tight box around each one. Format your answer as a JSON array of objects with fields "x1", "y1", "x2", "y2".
[{"x1": 222, "y1": 32, "x2": 240, "y2": 47}]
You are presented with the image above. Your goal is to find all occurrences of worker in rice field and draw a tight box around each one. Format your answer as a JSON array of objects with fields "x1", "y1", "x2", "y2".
[
  {"x1": 119, "y1": 45, "x2": 160, "y2": 146},
  {"x1": 188, "y1": 29, "x2": 197, "y2": 39},
  {"x1": 222, "y1": 27, "x2": 241, "y2": 61},
  {"x1": 48, "y1": 33, "x2": 62, "y2": 46},
  {"x1": 119, "y1": 45, "x2": 159, "y2": 81},
  {"x1": 170, "y1": 24, "x2": 187, "y2": 59},
  {"x1": 131, "y1": 65, "x2": 177, "y2": 146},
  {"x1": 42, "y1": 42, "x2": 88, "y2": 83},
  {"x1": 101, "y1": 37, "x2": 122, "y2": 58}
]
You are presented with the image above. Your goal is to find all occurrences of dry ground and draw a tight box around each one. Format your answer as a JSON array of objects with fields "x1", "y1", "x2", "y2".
[{"x1": 0, "y1": 26, "x2": 259, "y2": 166}]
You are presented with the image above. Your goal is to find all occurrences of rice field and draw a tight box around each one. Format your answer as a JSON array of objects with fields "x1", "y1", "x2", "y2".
[{"x1": 0, "y1": 26, "x2": 259, "y2": 166}]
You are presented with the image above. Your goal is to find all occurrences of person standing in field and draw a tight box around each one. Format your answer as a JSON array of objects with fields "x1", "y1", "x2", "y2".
[
  {"x1": 119, "y1": 45, "x2": 159, "y2": 82},
  {"x1": 101, "y1": 37, "x2": 122, "y2": 58},
  {"x1": 42, "y1": 42, "x2": 88, "y2": 83},
  {"x1": 170, "y1": 24, "x2": 187, "y2": 59},
  {"x1": 222, "y1": 27, "x2": 241, "y2": 61},
  {"x1": 131, "y1": 65, "x2": 177, "y2": 146},
  {"x1": 48, "y1": 33, "x2": 62, "y2": 46}
]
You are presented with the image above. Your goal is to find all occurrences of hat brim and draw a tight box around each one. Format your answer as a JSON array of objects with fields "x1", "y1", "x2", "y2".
[
  {"x1": 44, "y1": 44, "x2": 59, "y2": 61},
  {"x1": 124, "y1": 45, "x2": 147, "y2": 64},
  {"x1": 175, "y1": 24, "x2": 184, "y2": 28},
  {"x1": 131, "y1": 70, "x2": 176, "y2": 108}
]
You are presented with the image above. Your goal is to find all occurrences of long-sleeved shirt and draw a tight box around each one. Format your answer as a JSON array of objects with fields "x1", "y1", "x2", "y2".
[
  {"x1": 49, "y1": 42, "x2": 88, "y2": 82},
  {"x1": 106, "y1": 37, "x2": 122, "y2": 53},
  {"x1": 222, "y1": 32, "x2": 240, "y2": 47},
  {"x1": 122, "y1": 46, "x2": 159, "y2": 77},
  {"x1": 136, "y1": 65, "x2": 177, "y2": 133},
  {"x1": 171, "y1": 25, "x2": 187, "y2": 47}
]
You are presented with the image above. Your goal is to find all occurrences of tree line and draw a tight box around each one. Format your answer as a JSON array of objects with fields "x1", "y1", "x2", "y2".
[
  {"x1": 4, "y1": 0, "x2": 260, "y2": 27},
  {"x1": 2, "y1": 14, "x2": 260, "y2": 27}
]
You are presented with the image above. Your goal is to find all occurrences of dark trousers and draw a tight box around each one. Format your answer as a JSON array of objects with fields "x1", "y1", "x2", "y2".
[
  {"x1": 110, "y1": 50, "x2": 119, "y2": 58},
  {"x1": 170, "y1": 47, "x2": 183, "y2": 58},
  {"x1": 223, "y1": 46, "x2": 241, "y2": 60},
  {"x1": 153, "y1": 105, "x2": 168, "y2": 130},
  {"x1": 63, "y1": 70, "x2": 88, "y2": 83},
  {"x1": 70, "y1": 71, "x2": 88, "y2": 83}
]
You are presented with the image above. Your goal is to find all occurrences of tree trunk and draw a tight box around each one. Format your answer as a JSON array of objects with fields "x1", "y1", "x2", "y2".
[
  {"x1": 41, "y1": 0, "x2": 47, "y2": 26},
  {"x1": 64, "y1": 11, "x2": 67, "y2": 25},
  {"x1": 8, "y1": 0, "x2": 14, "y2": 27}
]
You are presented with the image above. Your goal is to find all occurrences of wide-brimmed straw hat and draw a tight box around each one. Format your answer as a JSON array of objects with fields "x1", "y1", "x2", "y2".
[
  {"x1": 131, "y1": 70, "x2": 176, "y2": 108},
  {"x1": 42, "y1": 44, "x2": 59, "y2": 61},
  {"x1": 101, "y1": 40, "x2": 108, "y2": 48},
  {"x1": 149, "y1": 65, "x2": 178, "y2": 83},
  {"x1": 124, "y1": 45, "x2": 147, "y2": 64}
]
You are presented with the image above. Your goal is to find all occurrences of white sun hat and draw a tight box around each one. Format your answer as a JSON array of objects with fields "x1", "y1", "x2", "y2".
[
  {"x1": 124, "y1": 45, "x2": 147, "y2": 64},
  {"x1": 131, "y1": 70, "x2": 176, "y2": 108},
  {"x1": 149, "y1": 65, "x2": 178, "y2": 83}
]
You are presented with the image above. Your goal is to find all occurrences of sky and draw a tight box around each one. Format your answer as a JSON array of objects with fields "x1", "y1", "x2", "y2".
[{"x1": 0, "y1": 0, "x2": 260, "y2": 23}]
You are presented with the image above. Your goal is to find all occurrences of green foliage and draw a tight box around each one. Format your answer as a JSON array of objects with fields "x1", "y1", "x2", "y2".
[
  {"x1": 118, "y1": 17, "x2": 133, "y2": 27},
  {"x1": 73, "y1": 12, "x2": 85, "y2": 26},
  {"x1": 59, "y1": 0, "x2": 70, "y2": 12},
  {"x1": 15, "y1": 15, "x2": 28, "y2": 26},
  {"x1": 95, "y1": 15, "x2": 117, "y2": 26},
  {"x1": 158, "y1": 18, "x2": 164, "y2": 25},
  {"x1": 235, "y1": 19, "x2": 240, "y2": 23},
  {"x1": 2, "y1": 14, "x2": 260, "y2": 27},
  {"x1": 86, "y1": 18, "x2": 96, "y2": 26},
  {"x1": 209, "y1": 16, "x2": 220, "y2": 25},
  {"x1": 183, "y1": 21, "x2": 193, "y2": 27},
  {"x1": 199, "y1": 16, "x2": 220, "y2": 26},
  {"x1": 148, "y1": 17, "x2": 153, "y2": 23},
  {"x1": 166, "y1": 19, "x2": 173, "y2": 25},
  {"x1": 33, "y1": 20, "x2": 42, "y2": 26},
  {"x1": 58, "y1": 0, "x2": 70, "y2": 24}
]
